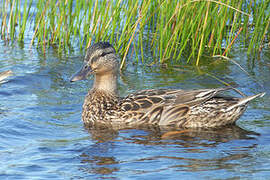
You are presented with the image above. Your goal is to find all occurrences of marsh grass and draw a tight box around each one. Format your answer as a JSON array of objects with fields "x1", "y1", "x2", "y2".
[{"x1": 0, "y1": 0, "x2": 269, "y2": 68}]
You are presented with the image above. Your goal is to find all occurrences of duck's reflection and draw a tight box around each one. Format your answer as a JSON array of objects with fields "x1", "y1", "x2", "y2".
[
  {"x1": 86, "y1": 124, "x2": 259, "y2": 143},
  {"x1": 79, "y1": 125, "x2": 259, "y2": 176},
  {"x1": 79, "y1": 154, "x2": 119, "y2": 175}
]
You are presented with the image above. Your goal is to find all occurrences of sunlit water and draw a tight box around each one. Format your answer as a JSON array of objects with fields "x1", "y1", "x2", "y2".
[{"x1": 0, "y1": 40, "x2": 270, "y2": 179}]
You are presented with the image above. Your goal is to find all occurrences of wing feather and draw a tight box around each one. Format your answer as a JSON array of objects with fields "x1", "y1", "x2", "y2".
[{"x1": 119, "y1": 87, "x2": 232, "y2": 125}]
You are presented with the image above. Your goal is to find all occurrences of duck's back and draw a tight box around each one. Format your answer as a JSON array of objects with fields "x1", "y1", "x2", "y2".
[{"x1": 117, "y1": 88, "x2": 246, "y2": 127}]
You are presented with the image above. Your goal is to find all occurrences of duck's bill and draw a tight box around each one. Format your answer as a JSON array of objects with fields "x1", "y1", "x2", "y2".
[{"x1": 70, "y1": 64, "x2": 92, "y2": 82}]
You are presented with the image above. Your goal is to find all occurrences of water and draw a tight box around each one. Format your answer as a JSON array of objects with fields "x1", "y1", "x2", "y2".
[{"x1": 0, "y1": 40, "x2": 270, "y2": 179}]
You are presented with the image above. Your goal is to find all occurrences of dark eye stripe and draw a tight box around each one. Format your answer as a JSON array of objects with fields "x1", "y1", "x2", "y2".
[
  {"x1": 90, "y1": 50, "x2": 115, "y2": 64},
  {"x1": 100, "y1": 50, "x2": 114, "y2": 57}
]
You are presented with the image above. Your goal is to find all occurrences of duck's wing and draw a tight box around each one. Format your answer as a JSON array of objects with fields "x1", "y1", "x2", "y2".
[
  {"x1": 119, "y1": 87, "x2": 232, "y2": 125},
  {"x1": 122, "y1": 87, "x2": 232, "y2": 108},
  {"x1": 173, "y1": 87, "x2": 232, "y2": 106}
]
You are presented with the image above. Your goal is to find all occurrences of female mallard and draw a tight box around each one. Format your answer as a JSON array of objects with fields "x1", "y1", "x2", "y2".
[{"x1": 71, "y1": 42, "x2": 265, "y2": 128}]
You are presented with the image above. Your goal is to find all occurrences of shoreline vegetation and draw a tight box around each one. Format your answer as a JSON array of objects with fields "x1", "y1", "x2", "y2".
[{"x1": 0, "y1": 0, "x2": 269, "y2": 68}]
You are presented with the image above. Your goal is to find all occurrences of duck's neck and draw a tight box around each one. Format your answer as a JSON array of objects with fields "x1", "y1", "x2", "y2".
[{"x1": 93, "y1": 72, "x2": 118, "y2": 96}]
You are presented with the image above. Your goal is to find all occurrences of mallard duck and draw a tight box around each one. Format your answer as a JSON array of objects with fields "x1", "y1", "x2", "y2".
[
  {"x1": 70, "y1": 42, "x2": 265, "y2": 128},
  {"x1": 0, "y1": 70, "x2": 12, "y2": 84}
]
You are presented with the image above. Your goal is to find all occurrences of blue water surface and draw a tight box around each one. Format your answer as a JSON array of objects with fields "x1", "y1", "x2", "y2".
[{"x1": 0, "y1": 40, "x2": 270, "y2": 179}]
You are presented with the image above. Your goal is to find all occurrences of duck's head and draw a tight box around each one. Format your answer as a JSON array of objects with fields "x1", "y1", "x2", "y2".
[{"x1": 70, "y1": 42, "x2": 118, "y2": 82}]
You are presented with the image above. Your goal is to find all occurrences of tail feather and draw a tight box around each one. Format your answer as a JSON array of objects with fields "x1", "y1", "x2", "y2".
[{"x1": 226, "y1": 92, "x2": 265, "y2": 111}]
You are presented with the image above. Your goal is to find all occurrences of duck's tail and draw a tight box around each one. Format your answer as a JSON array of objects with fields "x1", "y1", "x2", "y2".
[{"x1": 226, "y1": 92, "x2": 265, "y2": 111}]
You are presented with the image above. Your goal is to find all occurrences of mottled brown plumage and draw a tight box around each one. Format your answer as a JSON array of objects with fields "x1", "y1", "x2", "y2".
[
  {"x1": 70, "y1": 42, "x2": 265, "y2": 128},
  {"x1": 0, "y1": 70, "x2": 12, "y2": 83}
]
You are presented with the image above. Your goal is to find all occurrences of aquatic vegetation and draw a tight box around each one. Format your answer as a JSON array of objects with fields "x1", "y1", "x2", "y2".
[{"x1": 0, "y1": 0, "x2": 269, "y2": 67}]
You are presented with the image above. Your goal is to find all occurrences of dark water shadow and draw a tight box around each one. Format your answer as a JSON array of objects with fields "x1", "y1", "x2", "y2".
[
  {"x1": 78, "y1": 125, "x2": 259, "y2": 177},
  {"x1": 85, "y1": 124, "x2": 259, "y2": 143}
]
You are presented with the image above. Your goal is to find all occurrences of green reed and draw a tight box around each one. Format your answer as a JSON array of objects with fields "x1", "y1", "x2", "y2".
[{"x1": 0, "y1": 0, "x2": 269, "y2": 67}]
